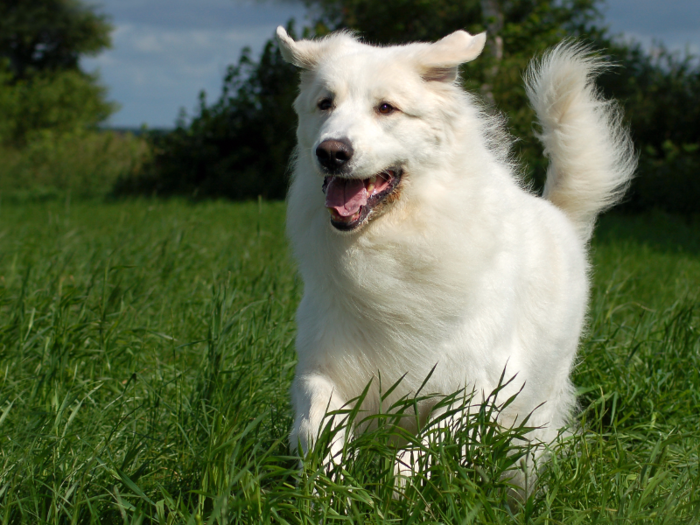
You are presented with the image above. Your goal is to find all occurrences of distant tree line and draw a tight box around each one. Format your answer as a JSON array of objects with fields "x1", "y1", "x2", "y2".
[{"x1": 117, "y1": 0, "x2": 699, "y2": 215}]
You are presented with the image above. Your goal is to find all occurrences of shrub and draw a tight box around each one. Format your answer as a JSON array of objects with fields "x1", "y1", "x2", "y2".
[
  {"x1": 0, "y1": 60, "x2": 116, "y2": 146},
  {"x1": 0, "y1": 130, "x2": 150, "y2": 200}
]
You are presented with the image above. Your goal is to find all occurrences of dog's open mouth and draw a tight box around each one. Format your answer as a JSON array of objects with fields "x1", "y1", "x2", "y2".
[{"x1": 322, "y1": 169, "x2": 402, "y2": 231}]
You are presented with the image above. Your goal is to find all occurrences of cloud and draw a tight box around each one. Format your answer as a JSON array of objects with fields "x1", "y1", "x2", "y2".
[
  {"x1": 602, "y1": 0, "x2": 700, "y2": 35},
  {"x1": 83, "y1": 1, "x2": 306, "y2": 127},
  {"x1": 97, "y1": 0, "x2": 305, "y2": 31},
  {"x1": 602, "y1": 0, "x2": 700, "y2": 57},
  {"x1": 619, "y1": 30, "x2": 700, "y2": 57}
]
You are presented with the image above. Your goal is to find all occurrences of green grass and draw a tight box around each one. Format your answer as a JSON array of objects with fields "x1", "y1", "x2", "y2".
[{"x1": 0, "y1": 201, "x2": 698, "y2": 524}]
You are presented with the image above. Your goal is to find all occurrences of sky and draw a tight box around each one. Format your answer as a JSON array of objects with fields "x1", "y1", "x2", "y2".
[{"x1": 81, "y1": 0, "x2": 700, "y2": 129}]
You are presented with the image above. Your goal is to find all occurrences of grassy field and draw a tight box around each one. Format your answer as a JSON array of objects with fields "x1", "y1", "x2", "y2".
[{"x1": 0, "y1": 200, "x2": 698, "y2": 524}]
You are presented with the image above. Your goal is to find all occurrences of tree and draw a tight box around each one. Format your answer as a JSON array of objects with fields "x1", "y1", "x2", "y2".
[
  {"x1": 0, "y1": 0, "x2": 115, "y2": 145},
  {"x1": 0, "y1": 65, "x2": 115, "y2": 144},
  {"x1": 0, "y1": 0, "x2": 112, "y2": 78}
]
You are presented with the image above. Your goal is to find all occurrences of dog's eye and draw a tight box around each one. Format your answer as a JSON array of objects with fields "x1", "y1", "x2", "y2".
[
  {"x1": 377, "y1": 102, "x2": 395, "y2": 115},
  {"x1": 318, "y1": 98, "x2": 333, "y2": 111}
]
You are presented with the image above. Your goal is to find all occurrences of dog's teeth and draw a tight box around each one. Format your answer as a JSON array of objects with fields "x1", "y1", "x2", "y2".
[{"x1": 367, "y1": 176, "x2": 377, "y2": 193}]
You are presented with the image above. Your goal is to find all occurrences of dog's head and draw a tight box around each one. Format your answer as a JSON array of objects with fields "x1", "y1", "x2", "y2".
[{"x1": 277, "y1": 27, "x2": 486, "y2": 233}]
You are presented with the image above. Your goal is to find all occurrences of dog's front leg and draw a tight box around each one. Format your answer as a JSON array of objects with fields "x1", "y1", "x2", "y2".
[
  {"x1": 290, "y1": 373, "x2": 348, "y2": 466},
  {"x1": 394, "y1": 401, "x2": 475, "y2": 482}
]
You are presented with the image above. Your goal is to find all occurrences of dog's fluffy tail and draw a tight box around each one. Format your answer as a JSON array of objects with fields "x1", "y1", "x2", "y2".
[{"x1": 525, "y1": 43, "x2": 636, "y2": 242}]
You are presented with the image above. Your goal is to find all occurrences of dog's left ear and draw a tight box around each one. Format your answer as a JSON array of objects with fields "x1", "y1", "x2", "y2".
[{"x1": 418, "y1": 30, "x2": 487, "y2": 83}]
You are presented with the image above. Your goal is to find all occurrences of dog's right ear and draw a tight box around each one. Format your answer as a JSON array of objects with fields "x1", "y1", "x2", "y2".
[
  {"x1": 418, "y1": 30, "x2": 487, "y2": 83},
  {"x1": 277, "y1": 26, "x2": 323, "y2": 70}
]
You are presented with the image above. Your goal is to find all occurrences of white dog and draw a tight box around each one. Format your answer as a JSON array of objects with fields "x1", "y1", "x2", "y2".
[{"x1": 276, "y1": 26, "x2": 635, "y2": 484}]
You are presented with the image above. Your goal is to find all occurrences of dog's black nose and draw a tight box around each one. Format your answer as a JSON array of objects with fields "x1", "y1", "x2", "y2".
[{"x1": 316, "y1": 139, "x2": 353, "y2": 171}]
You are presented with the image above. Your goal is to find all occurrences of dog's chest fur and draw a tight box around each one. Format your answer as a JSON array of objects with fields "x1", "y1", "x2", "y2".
[{"x1": 294, "y1": 202, "x2": 524, "y2": 403}]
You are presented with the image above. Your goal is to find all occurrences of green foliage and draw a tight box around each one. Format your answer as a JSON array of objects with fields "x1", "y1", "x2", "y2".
[
  {"x1": 0, "y1": 202, "x2": 698, "y2": 522},
  {"x1": 307, "y1": 0, "x2": 484, "y2": 42},
  {"x1": 597, "y1": 43, "x2": 700, "y2": 214},
  {"x1": 0, "y1": 130, "x2": 151, "y2": 199},
  {"x1": 0, "y1": 64, "x2": 123, "y2": 198},
  {"x1": 0, "y1": 0, "x2": 117, "y2": 198},
  {"x1": 0, "y1": 0, "x2": 112, "y2": 78},
  {"x1": 0, "y1": 0, "x2": 120, "y2": 199},
  {"x1": 0, "y1": 59, "x2": 116, "y2": 145},
  {"x1": 307, "y1": 0, "x2": 600, "y2": 50},
  {"x1": 115, "y1": 28, "x2": 300, "y2": 200}
]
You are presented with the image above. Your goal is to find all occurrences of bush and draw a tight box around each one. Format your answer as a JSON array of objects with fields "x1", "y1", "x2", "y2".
[
  {"x1": 0, "y1": 130, "x2": 151, "y2": 200},
  {"x1": 625, "y1": 141, "x2": 700, "y2": 215},
  {"x1": 0, "y1": 60, "x2": 116, "y2": 146},
  {"x1": 0, "y1": 0, "x2": 120, "y2": 201}
]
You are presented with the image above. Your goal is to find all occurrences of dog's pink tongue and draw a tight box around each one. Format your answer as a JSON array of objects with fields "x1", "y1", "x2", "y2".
[{"x1": 325, "y1": 177, "x2": 367, "y2": 217}]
